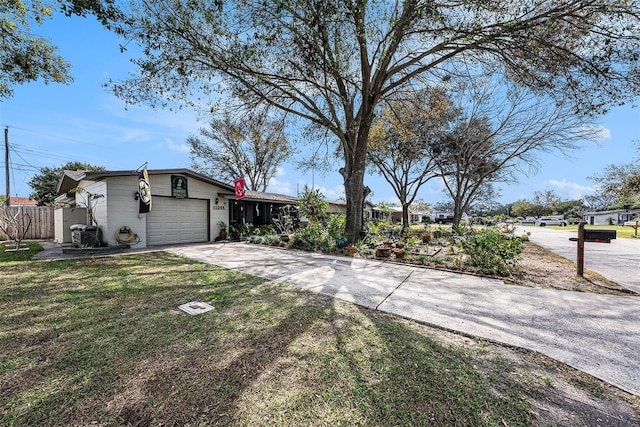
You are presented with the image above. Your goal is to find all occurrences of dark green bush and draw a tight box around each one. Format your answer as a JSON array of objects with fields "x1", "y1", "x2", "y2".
[
  {"x1": 290, "y1": 223, "x2": 336, "y2": 252},
  {"x1": 460, "y1": 228, "x2": 524, "y2": 276}
]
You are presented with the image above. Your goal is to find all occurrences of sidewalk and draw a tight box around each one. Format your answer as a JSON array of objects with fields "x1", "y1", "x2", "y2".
[
  {"x1": 31, "y1": 240, "x2": 640, "y2": 395},
  {"x1": 166, "y1": 242, "x2": 640, "y2": 396}
]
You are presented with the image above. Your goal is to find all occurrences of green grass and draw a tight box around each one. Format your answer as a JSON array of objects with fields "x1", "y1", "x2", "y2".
[
  {"x1": 0, "y1": 241, "x2": 43, "y2": 262},
  {"x1": 0, "y1": 252, "x2": 630, "y2": 426}
]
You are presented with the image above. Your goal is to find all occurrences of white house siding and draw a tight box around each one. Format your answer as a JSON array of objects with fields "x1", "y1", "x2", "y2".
[
  {"x1": 76, "y1": 180, "x2": 108, "y2": 229},
  {"x1": 583, "y1": 210, "x2": 640, "y2": 226},
  {"x1": 55, "y1": 170, "x2": 233, "y2": 247},
  {"x1": 54, "y1": 207, "x2": 87, "y2": 243},
  {"x1": 106, "y1": 176, "x2": 149, "y2": 247},
  {"x1": 146, "y1": 174, "x2": 229, "y2": 242}
]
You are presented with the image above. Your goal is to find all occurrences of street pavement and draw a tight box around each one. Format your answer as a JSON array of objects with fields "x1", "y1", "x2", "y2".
[
  {"x1": 518, "y1": 225, "x2": 640, "y2": 293},
  {"x1": 166, "y1": 242, "x2": 640, "y2": 396}
]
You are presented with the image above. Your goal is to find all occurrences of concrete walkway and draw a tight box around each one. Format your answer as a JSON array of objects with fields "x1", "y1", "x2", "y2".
[
  {"x1": 518, "y1": 226, "x2": 640, "y2": 293},
  {"x1": 166, "y1": 242, "x2": 640, "y2": 396}
]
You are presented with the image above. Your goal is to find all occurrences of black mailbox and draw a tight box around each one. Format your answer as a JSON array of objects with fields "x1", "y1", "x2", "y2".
[{"x1": 584, "y1": 229, "x2": 617, "y2": 243}]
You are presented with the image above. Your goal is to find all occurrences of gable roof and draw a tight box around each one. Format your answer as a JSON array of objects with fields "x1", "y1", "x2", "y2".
[{"x1": 57, "y1": 168, "x2": 235, "y2": 194}]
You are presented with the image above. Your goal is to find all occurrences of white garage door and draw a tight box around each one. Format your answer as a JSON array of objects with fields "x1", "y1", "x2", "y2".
[{"x1": 147, "y1": 197, "x2": 208, "y2": 245}]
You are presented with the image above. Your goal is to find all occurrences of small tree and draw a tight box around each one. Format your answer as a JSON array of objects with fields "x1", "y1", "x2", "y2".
[
  {"x1": 0, "y1": 207, "x2": 32, "y2": 250},
  {"x1": 368, "y1": 87, "x2": 456, "y2": 231},
  {"x1": 69, "y1": 187, "x2": 104, "y2": 246},
  {"x1": 187, "y1": 111, "x2": 293, "y2": 191},
  {"x1": 431, "y1": 79, "x2": 600, "y2": 226},
  {"x1": 297, "y1": 186, "x2": 328, "y2": 225}
]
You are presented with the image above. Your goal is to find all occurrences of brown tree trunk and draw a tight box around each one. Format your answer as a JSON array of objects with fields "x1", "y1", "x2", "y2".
[
  {"x1": 401, "y1": 201, "x2": 410, "y2": 233},
  {"x1": 342, "y1": 128, "x2": 370, "y2": 242}
]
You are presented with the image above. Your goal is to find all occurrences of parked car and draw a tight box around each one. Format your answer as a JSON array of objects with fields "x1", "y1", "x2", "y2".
[
  {"x1": 433, "y1": 212, "x2": 454, "y2": 224},
  {"x1": 535, "y1": 217, "x2": 567, "y2": 227}
]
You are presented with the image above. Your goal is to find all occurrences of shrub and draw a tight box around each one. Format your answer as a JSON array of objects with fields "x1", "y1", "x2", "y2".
[
  {"x1": 420, "y1": 230, "x2": 433, "y2": 244},
  {"x1": 297, "y1": 186, "x2": 328, "y2": 224},
  {"x1": 327, "y1": 214, "x2": 348, "y2": 246},
  {"x1": 290, "y1": 223, "x2": 336, "y2": 252},
  {"x1": 460, "y1": 228, "x2": 524, "y2": 276}
]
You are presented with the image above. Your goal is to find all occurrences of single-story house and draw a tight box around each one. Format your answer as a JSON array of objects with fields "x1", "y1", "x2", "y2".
[
  {"x1": 56, "y1": 169, "x2": 236, "y2": 247},
  {"x1": 582, "y1": 209, "x2": 640, "y2": 226},
  {"x1": 55, "y1": 168, "x2": 304, "y2": 247},
  {"x1": 327, "y1": 200, "x2": 375, "y2": 220},
  {"x1": 410, "y1": 211, "x2": 431, "y2": 223},
  {"x1": 371, "y1": 205, "x2": 405, "y2": 223}
]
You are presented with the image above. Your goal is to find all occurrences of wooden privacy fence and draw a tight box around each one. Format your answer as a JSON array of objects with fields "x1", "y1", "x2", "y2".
[{"x1": 0, "y1": 206, "x2": 55, "y2": 241}]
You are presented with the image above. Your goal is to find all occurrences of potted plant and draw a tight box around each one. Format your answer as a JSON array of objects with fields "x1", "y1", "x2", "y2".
[
  {"x1": 376, "y1": 246, "x2": 392, "y2": 257},
  {"x1": 217, "y1": 221, "x2": 228, "y2": 240}
]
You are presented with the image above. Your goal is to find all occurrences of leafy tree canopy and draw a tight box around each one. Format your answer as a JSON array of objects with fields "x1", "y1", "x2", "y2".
[
  {"x1": 28, "y1": 161, "x2": 105, "y2": 206},
  {"x1": 297, "y1": 186, "x2": 328, "y2": 224},
  {"x1": 0, "y1": 0, "x2": 122, "y2": 98},
  {"x1": 588, "y1": 142, "x2": 640, "y2": 209},
  {"x1": 0, "y1": 0, "x2": 72, "y2": 98},
  {"x1": 99, "y1": 0, "x2": 640, "y2": 240}
]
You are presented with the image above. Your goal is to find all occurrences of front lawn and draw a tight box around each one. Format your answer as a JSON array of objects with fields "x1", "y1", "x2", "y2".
[
  {"x1": 0, "y1": 241, "x2": 43, "y2": 262},
  {"x1": 1, "y1": 253, "x2": 637, "y2": 426}
]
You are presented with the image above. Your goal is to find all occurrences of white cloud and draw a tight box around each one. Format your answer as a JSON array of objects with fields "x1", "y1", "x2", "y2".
[
  {"x1": 267, "y1": 176, "x2": 295, "y2": 195},
  {"x1": 544, "y1": 179, "x2": 596, "y2": 200},
  {"x1": 316, "y1": 184, "x2": 345, "y2": 201},
  {"x1": 583, "y1": 125, "x2": 611, "y2": 141},
  {"x1": 166, "y1": 139, "x2": 191, "y2": 153},
  {"x1": 292, "y1": 178, "x2": 345, "y2": 201}
]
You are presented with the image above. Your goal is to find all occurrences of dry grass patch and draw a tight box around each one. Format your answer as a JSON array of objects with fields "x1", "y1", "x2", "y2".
[{"x1": 1, "y1": 252, "x2": 638, "y2": 426}]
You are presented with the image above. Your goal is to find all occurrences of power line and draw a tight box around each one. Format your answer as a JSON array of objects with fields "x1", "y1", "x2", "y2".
[
  {"x1": 11, "y1": 143, "x2": 75, "y2": 163},
  {"x1": 0, "y1": 123, "x2": 102, "y2": 146}
]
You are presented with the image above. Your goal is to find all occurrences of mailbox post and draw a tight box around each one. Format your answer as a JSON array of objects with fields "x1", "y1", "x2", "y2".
[
  {"x1": 569, "y1": 222, "x2": 616, "y2": 277},
  {"x1": 576, "y1": 222, "x2": 585, "y2": 276}
]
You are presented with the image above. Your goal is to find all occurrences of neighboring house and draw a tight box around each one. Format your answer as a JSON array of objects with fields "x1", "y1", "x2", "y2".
[
  {"x1": 370, "y1": 205, "x2": 404, "y2": 223},
  {"x1": 327, "y1": 200, "x2": 375, "y2": 220},
  {"x1": 410, "y1": 211, "x2": 431, "y2": 223},
  {"x1": 327, "y1": 200, "x2": 347, "y2": 215},
  {"x1": 7, "y1": 197, "x2": 38, "y2": 206},
  {"x1": 582, "y1": 209, "x2": 640, "y2": 226}
]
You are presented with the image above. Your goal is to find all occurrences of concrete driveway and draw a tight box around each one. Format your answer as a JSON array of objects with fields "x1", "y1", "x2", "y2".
[
  {"x1": 167, "y1": 242, "x2": 640, "y2": 395},
  {"x1": 518, "y1": 226, "x2": 640, "y2": 293}
]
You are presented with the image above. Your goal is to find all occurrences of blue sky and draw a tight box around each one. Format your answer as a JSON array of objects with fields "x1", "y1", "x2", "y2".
[{"x1": 1, "y1": 14, "x2": 638, "y2": 206}]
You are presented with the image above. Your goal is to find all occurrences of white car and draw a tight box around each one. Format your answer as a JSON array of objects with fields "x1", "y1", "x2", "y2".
[{"x1": 535, "y1": 217, "x2": 567, "y2": 227}]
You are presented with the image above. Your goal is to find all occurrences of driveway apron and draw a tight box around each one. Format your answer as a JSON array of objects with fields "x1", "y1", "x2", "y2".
[
  {"x1": 518, "y1": 225, "x2": 640, "y2": 293},
  {"x1": 167, "y1": 242, "x2": 640, "y2": 395}
]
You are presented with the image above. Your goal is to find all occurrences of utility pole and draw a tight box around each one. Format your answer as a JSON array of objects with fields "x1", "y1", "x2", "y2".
[{"x1": 4, "y1": 126, "x2": 9, "y2": 206}]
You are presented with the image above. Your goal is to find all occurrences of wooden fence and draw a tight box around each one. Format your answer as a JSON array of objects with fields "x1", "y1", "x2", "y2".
[{"x1": 0, "y1": 206, "x2": 55, "y2": 241}]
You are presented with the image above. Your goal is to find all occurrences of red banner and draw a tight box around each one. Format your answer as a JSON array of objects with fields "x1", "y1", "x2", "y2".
[{"x1": 234, "y1": 178, "x2": 246, "y2": 200}]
